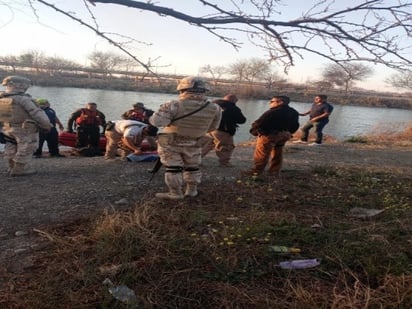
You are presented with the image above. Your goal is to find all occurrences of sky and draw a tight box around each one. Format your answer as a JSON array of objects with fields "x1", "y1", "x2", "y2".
[{"x1": 0, "y1": 0, "x2": 409, "y2": 92}]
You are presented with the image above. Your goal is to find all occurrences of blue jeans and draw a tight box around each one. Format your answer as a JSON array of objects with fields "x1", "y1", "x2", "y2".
[{"x1": 300, "y1": 119, "x2": 329, "y2": 144}]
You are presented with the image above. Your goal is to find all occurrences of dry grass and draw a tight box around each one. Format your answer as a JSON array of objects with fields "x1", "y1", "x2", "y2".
[
  {"x1": 1, "y1": 128, "x2": 411, "y2": 308},
  {"x1": 346, "y1": 124, "x2": 412, "y2": 147}
]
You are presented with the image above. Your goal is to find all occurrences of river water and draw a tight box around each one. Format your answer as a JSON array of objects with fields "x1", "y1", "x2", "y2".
[{"x1": 22, "y1": 86, "x2": 412, "y2": 143}]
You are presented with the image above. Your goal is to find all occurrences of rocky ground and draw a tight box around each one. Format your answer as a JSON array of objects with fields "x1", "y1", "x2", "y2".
[{"x1": 0, "y1": 140, "x2": 411, "y2": 271}]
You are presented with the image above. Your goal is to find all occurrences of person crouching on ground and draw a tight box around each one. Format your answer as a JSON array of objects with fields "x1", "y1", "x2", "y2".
[
  {"x1": 149, "y1": 76, "x2": 222, "y2": 200},
  {"x1": 246, "y1": 95, "x2": 299, "y2": 178},
  {"x1": 0, "y1": 76, "x2": 52, "y2": 176},
  {"x1": 202, "y1": 94, "x2": 246, "y2": 167},
  {"x1": 104, "y1": 119, "x2": 158, "y2": 160}
]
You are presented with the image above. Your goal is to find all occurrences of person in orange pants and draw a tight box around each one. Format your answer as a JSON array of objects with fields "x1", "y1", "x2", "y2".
[{"x1": 247, "y1": 95, "x2": 299, "y2": 178}]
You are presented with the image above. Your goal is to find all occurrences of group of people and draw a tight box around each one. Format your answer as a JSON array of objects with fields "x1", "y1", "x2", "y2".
[{"x1": 1, "y1": 74, "x2": 333, "y2": 201}]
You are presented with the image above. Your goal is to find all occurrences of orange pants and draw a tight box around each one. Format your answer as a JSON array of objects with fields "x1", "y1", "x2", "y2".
[{"x1": 251, "y1": 131, "x2": 291, "y2": 175}]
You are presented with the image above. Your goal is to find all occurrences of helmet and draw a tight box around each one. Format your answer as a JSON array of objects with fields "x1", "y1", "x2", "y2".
[
  {"x1": 2, "y1": 75, "x2": 31, "y2": 89},
  {"x1": 36, "y1": 98, "x2": 49, "y2": 106},
  {"x1": 177, "y1": 76, "x2": 209, "y2": 92}
]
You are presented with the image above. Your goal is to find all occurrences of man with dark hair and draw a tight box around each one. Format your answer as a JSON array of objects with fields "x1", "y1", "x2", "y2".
[
  {"x1": 294, "y1": 94, "x2": 333, "y2": 145},
  {"x1": 202, "y1": 93, "x2": 246, "y2": 167},
  {"x1": 246, "y1": 95, "x2": 299, "y2": 178},
  {"x1": 121, "y1": 102, "x2": 153, "y2": 123}
]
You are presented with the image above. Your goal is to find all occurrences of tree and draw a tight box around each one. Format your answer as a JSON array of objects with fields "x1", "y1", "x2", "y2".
[
  {"x1": 263, "y1": 72, "x2": 287, "y2": 90},
  {"x1": 27, "y1": 0, "x2": 412, "y2": 75},
  {"x1": 19, "y1": 50, "x2": 45, "y2": 73},
  {"x1": 228, "y1": 58, "x2": 274, "y2": 96},
  {"x1": 43, "y1": 56, "x2": 82, "y2": 74},
  {"x1": 199, "y1": 65, "x2": 227, "y2": 85},
  {"x1": 88, "y1": 51, "x2": 124, "y2": 77},
  {"x1": 322, "y1": 63, "x2": 374, "y2": 94},
  {"x1": 386, "y1": 71, "x2": 412, "y2": 90},
  {"x1": 0, "y1": 55, "x2": 19, "y2": 72}
]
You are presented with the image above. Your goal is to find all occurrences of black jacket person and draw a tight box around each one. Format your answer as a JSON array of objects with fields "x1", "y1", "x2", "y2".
[
  {"x1": 202, "y1": 94, "x2": 246, "y2": 167},
  {"x1": 247, "y1": 95, "x2": 299, "y2": 177}
]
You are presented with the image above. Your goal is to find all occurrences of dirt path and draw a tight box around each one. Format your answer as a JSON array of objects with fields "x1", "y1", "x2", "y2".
[{"x1": 0, "y1": 141, "x2": 411, "y2": 268}]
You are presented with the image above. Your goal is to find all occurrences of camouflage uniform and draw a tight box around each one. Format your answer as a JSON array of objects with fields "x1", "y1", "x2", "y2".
[
  {"x1": 149, "y1": 77, "x2": 222, "y2": 200},
  {"x1": 0, "y1": 76, "x2": 52, "y2": 176}
]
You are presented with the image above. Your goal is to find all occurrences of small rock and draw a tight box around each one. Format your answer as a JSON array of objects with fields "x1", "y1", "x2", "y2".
[
  {"x1": 15, "y1": 230, "x2": 29, "y2": 237},
  {"x1": 14, "y1": 247, "x2": 29, "y2": 254}
]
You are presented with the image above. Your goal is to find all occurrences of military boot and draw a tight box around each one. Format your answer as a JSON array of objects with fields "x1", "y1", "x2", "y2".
[
  {"x1": 184, "y1": 184, "x2": 198, "y2": 197},
  {"x1": 155, "y1": 172, "x2": 184, "y2": 200},
  {"x1": 9, "y1": 162, "x2": 37, "y2": 177}
]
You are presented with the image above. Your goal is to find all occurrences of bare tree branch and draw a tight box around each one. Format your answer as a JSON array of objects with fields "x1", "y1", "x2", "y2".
[
  {"x1": 27, "y1": 0, "x2": 412, "y2": 73},
  {"x1": 32, "y1": 0, "x2": 157, "y2": 74}
]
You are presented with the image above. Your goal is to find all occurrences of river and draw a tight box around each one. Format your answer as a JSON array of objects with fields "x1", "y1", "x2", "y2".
[{"x1": 21, "y1": 86, "x2": 412, "y2": 143}]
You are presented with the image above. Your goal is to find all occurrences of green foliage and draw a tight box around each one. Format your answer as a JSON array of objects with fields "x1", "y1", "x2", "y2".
[{"x1": 345, "y1": 136, "x2": 369, "y2": 143}]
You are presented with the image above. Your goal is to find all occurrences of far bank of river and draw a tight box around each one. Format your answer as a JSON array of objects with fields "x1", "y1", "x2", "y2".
[{"x1": 13, "y1": 86, "x2": 412, "y2": 143}]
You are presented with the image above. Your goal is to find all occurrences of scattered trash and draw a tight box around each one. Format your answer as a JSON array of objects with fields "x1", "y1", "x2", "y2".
[
  {"x1": 268, "y1": 245, "x2": 301, "y2": 253},
  {"x1": 103, "y1": 278, "x2": 137, "y2": 304},
  {"x1": 114, "y1": 198, "x2": 129, "y2": 205},
  {"x1": 311, "y1": 224, "x2": 322, "y2": 229},
  {"x1": 225, "y1": 216, "x2": 239, "y2": 221},
  {"x1": 279, "y1": 258, "x2": 321, "y2": 269},
  {"x1": 350, "y1": 207, "x2": 385, "y2": 218}
]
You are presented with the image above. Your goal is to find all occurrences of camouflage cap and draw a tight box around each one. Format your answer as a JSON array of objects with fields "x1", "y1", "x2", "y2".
[
  {"x1": 177, "y1": 76, "x2": 209, "y2": 92},
  {"x1": 2, "y1": 75, "x2": 31, "y2": 87}
]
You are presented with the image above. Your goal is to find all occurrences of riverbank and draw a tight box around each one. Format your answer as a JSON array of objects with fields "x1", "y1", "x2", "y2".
[
  {"x1": 1, "y1": 139, "x2": 410, "y2": 255},
  {"x1": 0, "y1": 140, "x2": 411, "y2": 307}
]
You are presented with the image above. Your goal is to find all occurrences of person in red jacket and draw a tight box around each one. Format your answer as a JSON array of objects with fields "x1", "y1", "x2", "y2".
[{"x1": 67, "y1": 102, "x2": 106, "y2": 156}]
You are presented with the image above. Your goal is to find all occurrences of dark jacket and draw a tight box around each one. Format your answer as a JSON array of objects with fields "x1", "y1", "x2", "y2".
[
  {"x1": 67, "y1": 108, "x2": 106, "y2": 131},
  {"x1": 250, "y1": 104, "x2": 299, "y2": 136},
  {"x1": 214, "y1": 99, "x2": 246, "y2": 136}
]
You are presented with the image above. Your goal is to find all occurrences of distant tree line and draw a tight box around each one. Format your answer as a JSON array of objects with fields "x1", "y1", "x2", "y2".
[{"x1": 1, "y1": 50, "x2": 411, "y2": 109}]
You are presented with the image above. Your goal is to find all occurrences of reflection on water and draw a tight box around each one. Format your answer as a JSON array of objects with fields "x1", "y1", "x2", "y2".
[{"x1": 24, "y1": 86, "x2": 412, "y2": 143}]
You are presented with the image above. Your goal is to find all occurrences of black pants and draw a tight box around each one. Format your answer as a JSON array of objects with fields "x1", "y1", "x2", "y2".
[
  {"x1": 76, "y1": 125, "x2": 100, "y2": 148},
  {"x1": 34, "y1": 127, "x2": 60, "y2": 156}
]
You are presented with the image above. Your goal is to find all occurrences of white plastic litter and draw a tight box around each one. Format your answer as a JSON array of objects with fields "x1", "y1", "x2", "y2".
[
  {"x1": 350, "y1": 207, "x2": 385, "y2": 218},
  {"x1": 279, "y1": 258, "x2": 321, "y2": 269},
  {"x1": 103, "y1": 278, "x2": 137, "y2": 304}
]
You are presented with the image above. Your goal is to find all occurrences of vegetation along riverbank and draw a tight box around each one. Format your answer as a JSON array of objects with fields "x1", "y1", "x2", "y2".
[{"x1": 1, "y1": 67, "x2": 411, "y2": 110}]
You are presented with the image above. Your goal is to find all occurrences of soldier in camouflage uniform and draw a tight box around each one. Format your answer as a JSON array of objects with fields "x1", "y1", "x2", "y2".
[
  {"x1": 149, "y1": 76, "x2": 222, "y2": 200},
  {"x1": 0, "y1": 76, "x2": 52, "y2": 176}
]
